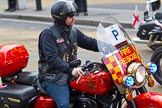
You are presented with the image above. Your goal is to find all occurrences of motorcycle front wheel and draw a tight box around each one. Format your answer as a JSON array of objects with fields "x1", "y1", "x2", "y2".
[{"x1": 150, "y1": 46, "x2": 162, "y2": 85}]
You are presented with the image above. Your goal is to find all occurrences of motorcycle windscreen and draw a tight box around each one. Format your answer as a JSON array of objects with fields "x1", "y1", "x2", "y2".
[{"x1": 96, "y1": 17, "x2": 143, "y2": 94}]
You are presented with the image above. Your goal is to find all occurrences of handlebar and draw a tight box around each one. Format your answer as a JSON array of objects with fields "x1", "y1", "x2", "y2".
[
  {"x1": 69, "y1": 59, "x2": 81, "y2": 68},
  {"x1": 82, "y1": 60, "x2": 106, "y2": 74}
]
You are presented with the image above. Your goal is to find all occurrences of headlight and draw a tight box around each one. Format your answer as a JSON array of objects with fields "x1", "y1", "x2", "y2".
[
  {"x1": 135, "y1": 65, "x2": 146, "y2": 83},
  {"x1": 127, "y1": 62, "x2": 146, "y2": 84}
]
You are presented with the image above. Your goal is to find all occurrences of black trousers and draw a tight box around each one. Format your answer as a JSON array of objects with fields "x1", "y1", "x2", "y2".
[
  {"x1": 74, "y1": 0, "x2": 87, "y2": 12},
  {"x1": 7, "y1": 0, "x2": 16, "y2": 9}
]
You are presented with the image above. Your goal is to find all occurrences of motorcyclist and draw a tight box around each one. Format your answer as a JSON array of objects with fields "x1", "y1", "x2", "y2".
[{"x1": 38, "y1": 0, "x2": 99, "y2": 107}]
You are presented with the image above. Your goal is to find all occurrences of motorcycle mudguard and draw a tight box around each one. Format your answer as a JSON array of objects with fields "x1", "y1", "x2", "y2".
[{"x1": 127, "y1": 92, "x2": 162, "y2": 108}]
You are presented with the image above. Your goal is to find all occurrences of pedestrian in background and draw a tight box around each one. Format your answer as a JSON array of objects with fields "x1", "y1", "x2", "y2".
[
  {"x1": 5, "y1": 0, "x2": 16, "y2": 12},
  {"x1": 74, "y1": 0, "x2": 82, "y2": 15},
  {"x1": 74, "y1": 0, "x2": 88, "y2": 16}
]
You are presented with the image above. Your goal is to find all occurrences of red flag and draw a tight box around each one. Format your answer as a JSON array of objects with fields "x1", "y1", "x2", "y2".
[{"x1": 132, "y1": 5, "x2": 140, "y2": 29}]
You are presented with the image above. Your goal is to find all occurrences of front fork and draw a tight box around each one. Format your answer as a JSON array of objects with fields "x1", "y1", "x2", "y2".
[
  {"x1": 138, "y1": 86, "x2": 147, "y2": 92},
  {"x1": 125, "y1": 86, "x2": 147, "y2": 108},
  {"x1": 126, "y1": 100, "x2": 136, "y2": 108}
]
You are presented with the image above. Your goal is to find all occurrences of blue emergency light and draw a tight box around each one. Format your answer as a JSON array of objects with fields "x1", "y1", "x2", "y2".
[
  {"x1": 149, "y1": 63, "x2": 157, "y2": 74},
  {"x1": 125, "y1": 76, "x2": 134, "y2": 87}
]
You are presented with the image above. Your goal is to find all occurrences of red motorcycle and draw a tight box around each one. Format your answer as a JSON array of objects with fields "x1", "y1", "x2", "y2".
[{"x1": 0, "y1": 17, "x2": 162, "y2": 108}]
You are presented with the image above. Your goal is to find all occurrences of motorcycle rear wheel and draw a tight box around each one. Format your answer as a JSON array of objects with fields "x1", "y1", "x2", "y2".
[{"x1": 150, "y1": 46, "x2": 162, "y2": 85}]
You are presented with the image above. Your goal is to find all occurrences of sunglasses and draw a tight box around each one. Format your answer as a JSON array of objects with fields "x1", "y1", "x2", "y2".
[{"x1": 67, "y1": 12, "x2": 75, "y2": 18}]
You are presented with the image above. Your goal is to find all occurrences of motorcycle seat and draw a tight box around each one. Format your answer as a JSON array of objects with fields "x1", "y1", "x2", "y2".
[
  {"x1": 16, "y1": 71, "x2": 49, "y2": 96},
  {"x1": 0, "y1": 84, "x2": 37, "y2": 107},
  {"x1": 16, "y1": 71, "x2": 52, "y2": 96},
  {"x1": 17, "y1": 71, "x2": 38, "y2": 86},
  {"x1": 34, "y1": 78, "x2": 49, "y2": 96}
]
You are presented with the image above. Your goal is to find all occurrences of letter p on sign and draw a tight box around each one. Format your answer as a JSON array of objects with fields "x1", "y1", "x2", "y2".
[{"x1": 105, "y1": 24, "x2": 126, "y2": 46}]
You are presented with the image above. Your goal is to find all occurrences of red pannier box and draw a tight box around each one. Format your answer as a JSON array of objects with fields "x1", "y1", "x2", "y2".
[{"x1": 0, "y1": 44, "x2": 29, "y2": 76}]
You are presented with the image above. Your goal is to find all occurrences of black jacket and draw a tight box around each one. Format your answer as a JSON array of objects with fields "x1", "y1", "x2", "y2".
[{"x1": 38, "y1": 23, "x2": 98, "y2": 84}]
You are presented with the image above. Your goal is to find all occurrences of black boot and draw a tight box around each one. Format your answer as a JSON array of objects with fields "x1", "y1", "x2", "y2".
[
  {"x1": 9, "y1": 0, "x2": 16, "y2": 12},
  {"x1": 4, "y1": 0, "x2": 12, "y2": 11},
  {"x1": 84, "y1": 12, "x2": 88, "y2": 16}
]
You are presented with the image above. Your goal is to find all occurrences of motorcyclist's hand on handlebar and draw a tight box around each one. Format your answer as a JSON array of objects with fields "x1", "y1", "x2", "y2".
[{"x1": 72, "y1": 67, "x2": 85, "y2": 78}]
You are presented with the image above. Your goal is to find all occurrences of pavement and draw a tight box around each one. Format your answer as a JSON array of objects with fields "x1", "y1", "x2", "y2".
[{"x1": 0, "y1": 0, "x2": 147, "y2": 28}]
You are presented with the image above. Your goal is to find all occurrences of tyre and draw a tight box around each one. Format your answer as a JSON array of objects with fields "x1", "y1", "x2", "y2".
[
  {"x1": 149, "y1": 45, "x2": 161, "y2": 50},
  {"x1": 150, "y1": 46, "x2": 162, "y2": 85}
]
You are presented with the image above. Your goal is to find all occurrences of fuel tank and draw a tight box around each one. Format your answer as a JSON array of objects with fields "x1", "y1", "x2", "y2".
[{"x1": 70, "y1": 70, "x2": 112, "y2": 95}]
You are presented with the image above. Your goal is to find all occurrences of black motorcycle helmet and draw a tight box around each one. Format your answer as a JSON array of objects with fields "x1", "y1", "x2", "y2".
[{"x1": 51, "y1": 0, "x2": 78, "y2": 25}]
